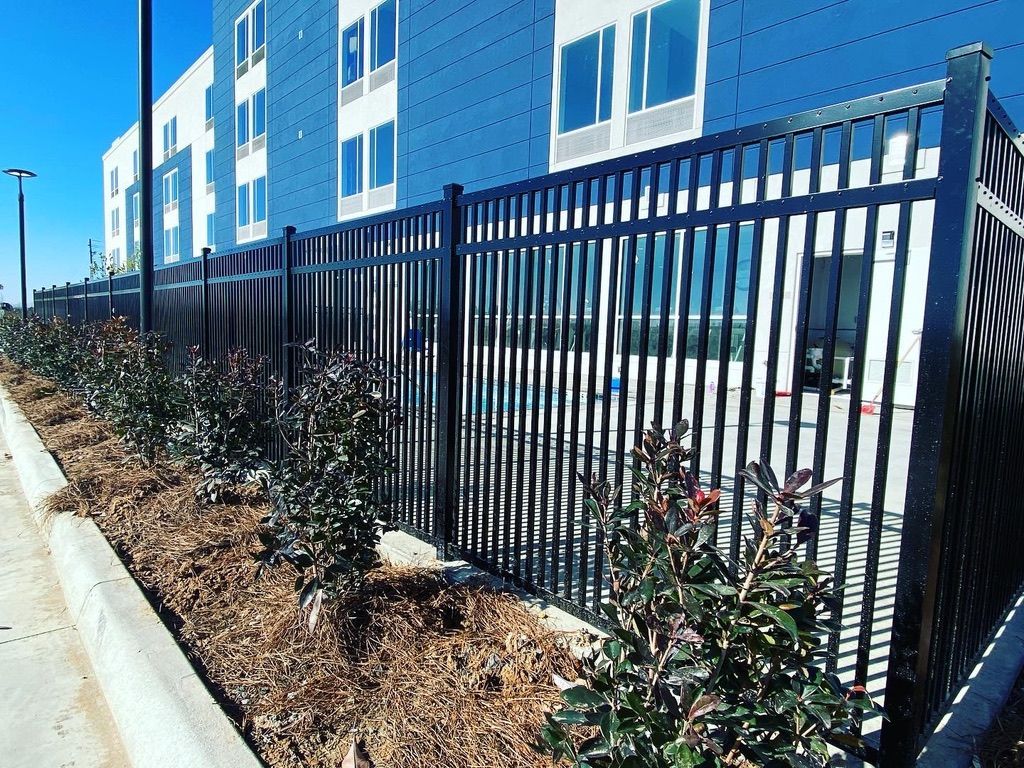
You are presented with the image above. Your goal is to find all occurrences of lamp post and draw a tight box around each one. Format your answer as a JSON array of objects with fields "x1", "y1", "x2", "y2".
[{"x1": 3, "y1": 168, "x2": 37, "y2": 319}]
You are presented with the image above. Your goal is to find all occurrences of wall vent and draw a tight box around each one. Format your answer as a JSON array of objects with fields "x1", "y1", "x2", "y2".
[
  {"x1": 235, "y1": 60, "x2": 249, "y2": 79},
  {"x1": 253, "y1": 134, "x2": 266, "y2": 152},
  {"x1": 368, "y1": 183, "x2": 395, "y2": 209},
  {"x1": 236, "y1": 144, "x2": 250, "y2": 161},
  {"x1": 369, "y1": 61, "x2": 396, "y2": 92},
  {"x1": 625, "y1": 99, "x2": 695, "y2": 146},
  {"x1": 340, "y1": 195, "x2": 364, "y2": 217},
  {"x1": 341, "y1": 80, "x2": 364, "y2": 107},
  {"x1": 252, "y1": 46, "x2": 265, "y2": 66},
  {"x1": 555, "y1": 123, "x2": 611, "y2": 164}
]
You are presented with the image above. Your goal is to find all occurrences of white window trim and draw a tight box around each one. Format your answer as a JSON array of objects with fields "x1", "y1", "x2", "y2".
[
  {"x1": 162, "y1": 168, "x2": 180, "y2": 212},
  {"x1": 555, "y1": 24, "x2": 616, "y2": 138},
  {"x1": 369, "y1": 0, "x2": 397, "y2": 73},
  {"x1": 549, "y1": 0, "x2": 710, "y2": 172},
  {"x1": 369, "y1": 120, "x2": 396, "y2": 190},
  {"x1": 235, "y1": 0, "x2": 266, "y2": 78}
]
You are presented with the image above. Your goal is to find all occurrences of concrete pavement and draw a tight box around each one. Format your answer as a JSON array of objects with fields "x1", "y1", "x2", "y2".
[{"x1": 0, "y1": 433, "x2": 128, "y2": 768}]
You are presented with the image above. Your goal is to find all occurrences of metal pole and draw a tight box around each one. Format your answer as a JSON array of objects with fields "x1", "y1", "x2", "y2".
[
  {"x1": 64, "y1": 281, "x2": 71, "y2": 320},
  {"x1": 280, "y1": 226, "x2": 295, "y2": 392},
  {"x1": 17, "y1": 176, "x2": 27, "y2": 320},
  {"x1": 431, "y1": 183, "x2": 464, "y2": 556},
  {"x1": 137, "y1": 0, "x2": 155, "y2": 333},
  {"x1": 200, "y1": 246, "x2": 211, "y2": 358},
  {"x1": 879, "y1": 42, "x2": 993, "y2": 766},
  {"x1": 83, "y1": 277, "x2": 90, "y2": 323},
  {"x1": 108, "y1": 270, "x2": 115, "y2": 318}
]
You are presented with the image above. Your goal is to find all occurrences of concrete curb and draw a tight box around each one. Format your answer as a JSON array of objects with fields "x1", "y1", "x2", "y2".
[
  {"x1": 0, "y1": 385, "x2": 262, "y2": 768},
  {"x1": 917, "y1": 590, "x2": 1024, "y2": 767}
]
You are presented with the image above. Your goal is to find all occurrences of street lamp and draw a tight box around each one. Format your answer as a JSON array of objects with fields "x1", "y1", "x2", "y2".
[{"x1": 3, "y1": 168, "x2": 37, "y2": 320}]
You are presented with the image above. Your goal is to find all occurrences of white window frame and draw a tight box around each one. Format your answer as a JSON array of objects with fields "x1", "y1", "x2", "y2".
[
  {"x1": 162, "y1": 117, "x2": 178, "y2": 157},
  {"x1": 235, "y1": 0, "x2": 266, "y2": 77},
  {"x1": 207, "y1": 212, "x2": 216, "y2": 249},
  {"x1": 163, "y1": 224, "x2": 181, "y2": 262},
  {"x1": 132, "y1": 192, "x2": 140, "y2": 230},
  {"x1": 369, "y1": 120, "x2": 396, "y2": 190},
  {"x1": 111, "y1": 207, "x2": 120, "y2": 237},
  {"x1": 548, "y1": 0, "x2": 710, "y2": 172},
  {"x1": 627, "y1": 0, "x2": 701, "y2": 115},
  {"x1": 162, "y1": 168, "x2": 179, "y2": 210},
  {"x1": 555, "y1": 24, "x2": 615, "y2": 137},
  {"x1": 132, "y1": 149, "x2": 139, "y2": 183},
  {"x1": 369, "y1": 0, "x2": 397, "y2": 72},
  {"x1": 109, "y1": 167, "x2": 119, "y2": 198},
  {"x1": 340, "y1": 133, "x2": 364, "y2": 198}
]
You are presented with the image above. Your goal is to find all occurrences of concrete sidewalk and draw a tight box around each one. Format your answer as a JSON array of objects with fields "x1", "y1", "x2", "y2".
[{"x1": 0, "y1": 433, "x2": 127, "y2": 768}]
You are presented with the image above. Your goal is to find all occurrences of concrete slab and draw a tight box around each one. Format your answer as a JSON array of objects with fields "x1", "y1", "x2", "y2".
[{"x1": 0, "y1": 435, "x2": 128, "y2": 768}]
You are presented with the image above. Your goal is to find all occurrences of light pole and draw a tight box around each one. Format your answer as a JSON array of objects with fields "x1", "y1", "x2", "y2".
[{"x1": 3, "y1": 168, "x2": 36, "y2": 319}]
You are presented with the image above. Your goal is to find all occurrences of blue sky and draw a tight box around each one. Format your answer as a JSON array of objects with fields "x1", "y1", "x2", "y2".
[{"x1": 0, "y1": 1, "x2": 212, "y2": 308}]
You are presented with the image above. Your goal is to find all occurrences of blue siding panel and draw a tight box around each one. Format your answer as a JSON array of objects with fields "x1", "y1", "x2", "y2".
[{"x1": 120, "y1": 0, "x2": 1024, "y2": 248}]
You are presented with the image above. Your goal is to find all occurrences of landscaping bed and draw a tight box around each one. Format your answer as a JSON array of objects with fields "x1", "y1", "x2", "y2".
[{"x1": 0, "y1": 359, "x2": 582, "y2": 768}]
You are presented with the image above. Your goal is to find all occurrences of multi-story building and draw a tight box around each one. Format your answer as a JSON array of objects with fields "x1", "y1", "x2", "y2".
[
  {"x1": 104, "y1": 0, "x2": 1023, "y2": 267},
  {"x1": 101, "y1": 0, "x2": 1022, "y2": 403}
]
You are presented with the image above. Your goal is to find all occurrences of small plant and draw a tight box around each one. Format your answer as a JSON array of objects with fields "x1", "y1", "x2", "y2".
[
  {"x1": 541, "y1": 422, "x2": 875, "y2": 767},
  {"x1": 170, "y1": 347, "x2": 270, "y2": 502},
  {"x1": 83, "y1": 318, "x2": 181, "y2": 465},
  {"x1": 257, "y1": 342, "x2": 400, "y2": 621}
]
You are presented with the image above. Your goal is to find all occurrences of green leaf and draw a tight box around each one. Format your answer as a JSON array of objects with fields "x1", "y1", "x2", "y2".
[
  {"x1": 750, "y1": 602, "x2": 799, "y2": 642},
  {"x1": 561, "y1": 685, "x2": 607, "y2": 709}
]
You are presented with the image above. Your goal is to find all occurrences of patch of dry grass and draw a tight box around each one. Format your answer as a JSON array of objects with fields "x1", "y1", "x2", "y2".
[
  {"x1": 977, "y1": 670, "x2": 1024, "y2": 767},
  {"x1": 0, "y1": 359, "x2": 582, "y2": 768}
]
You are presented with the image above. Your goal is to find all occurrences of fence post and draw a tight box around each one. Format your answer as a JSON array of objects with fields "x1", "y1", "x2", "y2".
[
  {"x1": 281, "y1": 226, "x2": 296, "y2": 392},
  {"x1": 201, "y1": 246, "x2": 211, "y2": 358},
  {"x1": 108, "y1": 270, "x2": 115, "y2": 318},
  {"x1": 83, "y1": 278, "x2": 89, "y2": 323},
  {"x1": 431, "y1": 183, "x2": 465, "y2": 557},
  {"x1": 879, "y1": 42, "x2": 992, "y2": 766}
]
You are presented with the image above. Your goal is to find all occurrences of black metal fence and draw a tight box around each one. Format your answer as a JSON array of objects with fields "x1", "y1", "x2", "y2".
[{"x1": 33, "y1": 43, "x2": 1024, "y2": 766}]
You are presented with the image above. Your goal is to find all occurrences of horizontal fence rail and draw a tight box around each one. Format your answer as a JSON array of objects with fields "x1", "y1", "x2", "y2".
[{"x1": 29, "y1": 45, "x2": 1024, "y2": 767}]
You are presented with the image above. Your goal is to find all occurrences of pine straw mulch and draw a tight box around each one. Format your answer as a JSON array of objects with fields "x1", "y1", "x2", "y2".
[
  {"x1": 0, "y1": 360, "x2": 584, "y2": 768},
  {"x1": 977, "y1": 666, "x2": 1024, "y2": 766}
]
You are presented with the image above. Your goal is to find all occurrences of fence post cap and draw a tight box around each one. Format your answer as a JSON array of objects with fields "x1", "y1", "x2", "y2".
[
  {"x1": 282, "y1": 225, "x2": 296, "y2": 237},
  {"x1": 201, "y1": 246, "x2": 212, "y2": 256},
  {"x1": 442, "y1": 183, "x2": 464, "y2": 200},
  {"x1": 946, "y1": 41, "x2": 993, "y2": 61}
]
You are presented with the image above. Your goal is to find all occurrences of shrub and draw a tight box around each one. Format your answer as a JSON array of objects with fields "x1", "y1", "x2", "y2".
[
  {"x1": 82, "y1": 318, "x2": 181, "y2": 465},
  {"x1": 541, "y1": 422, "x2": 875, "y2": 768},
  {"x1": 257, "y1": 342, "x2": 400, "y2": 618},
  {"x1": 170, "y1": 347, "x2": 270, "y2": 502}
]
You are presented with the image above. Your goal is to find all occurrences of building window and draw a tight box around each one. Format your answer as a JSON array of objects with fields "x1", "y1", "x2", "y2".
[
  {"x1": 132, "y1": 149, "x2": 139, "y2": 182},
  {"x1": 111, "y1": 207, "x2": 120, "y2": 236},
  {"x1": 162, "y1": 168, "x2": 179, "y2": 205},
  {"x1": 253, "y1": 1, "x2": 265, "y2": 51},
  {"x1": 205, "y1": 85, "x2": 215, "y2": 122},
  {"x1": 253, "y1": 88, "x2": 266, "y2": 138},
  {"x1": 237, "y1": 101, "x2": 250, "y2": 147},
  {"x1": 237, "y1": 182, "x2": 250, "y2": 227},
  {"x1": 205, "y1": 150, "x2": 215, "y2": 185},
  {"x1": 163, "y1": 225, "x2": 180, "y2": 261},
  {"x1": 342, "y1": 18, "x2": 364, "y2": 86},
  {"x1": 558, "y1": 25, "x2": 615, "y2": 134},
  {"x1": 369, "y1": 121, "x2": 394, "y2": 189},
  {"x1": 109, "y1": 167, "x2": 119, "y2": 197},
  {"x1": 236, "y1": 15, "x2": 249, "y2": 66},
  {"x1": 132, "y1": 193, "x2": 140, "y2": 228},
  {"x1": 162, "y1": 117, "x2": 178, "y2": 155},
  {"x1": 370, "y1": 0, "x2": 396, "y2": 71},
  {"x1": 253, "y1": 176, "x2": 267, "y2": 223},
  {"x1": 340, "y1": 135, "x2": 363, "y2": 197},
  {"x1": 206, "y1": 213, "x2": 215, "y2": 248},
  {"x1": 628, "y1": 0, "x2": 700, "y2": 113}
]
